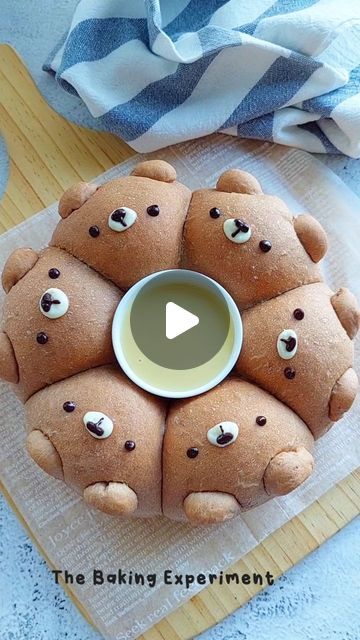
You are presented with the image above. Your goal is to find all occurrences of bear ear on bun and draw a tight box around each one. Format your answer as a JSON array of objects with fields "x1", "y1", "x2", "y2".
[
  {"x1": 131, "y1": 160, "x2": 177, "y2": 183},
  {"x1": 2, "y1": 247, "x2": 39, "y2": 294},
  {"x1": 216, "y1": 169, "x2": 263, "y2": 195},
  {"x1": 58, "y1": 182, "x2": 98, "y2": 219}
]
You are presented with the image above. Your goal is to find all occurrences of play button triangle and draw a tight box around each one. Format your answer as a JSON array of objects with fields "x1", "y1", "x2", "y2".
[{"x1": 166, "y1": 302, "x2": 199, "y2": 340}]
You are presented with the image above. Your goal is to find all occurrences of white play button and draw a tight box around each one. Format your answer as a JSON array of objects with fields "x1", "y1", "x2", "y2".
[{"x1": 166, "y1": 302, "x2": 199, "y2": 340}]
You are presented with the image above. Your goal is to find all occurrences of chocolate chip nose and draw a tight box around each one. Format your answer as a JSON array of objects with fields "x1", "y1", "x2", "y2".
[
  {"x1": 111, "y1": 208, "x2": 127, "y2": 227},
  {"x1": 216, "y1": 432, "x2": 233, "y2": 445},
  {"x1": 280, "y1": 336, "x2": 297, "y2": 352},
  {"x1": 86, "y1": 419, "x2": 104, "y2": 437},
  {"x1": 216, "y1": 429, "x2": 234, "y2": 445},
  {"x1": 231, "y1": 219, "x2": 250, "y2": 238},
  {"x1": 40, "y1": 292, "x2": 61, "y2": 313}
]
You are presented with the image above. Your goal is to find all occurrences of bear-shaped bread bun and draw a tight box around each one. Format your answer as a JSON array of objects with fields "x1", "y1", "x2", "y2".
[
  {"x1": 0, "y1": 247, "x2": 121, "y2": 400},
  {"x1": 163, "y1": 378, "x2": 314, "y2": 525},
  {"x1": 51, "y1": 160, "x2": 191, "y2": 289},
  {"x1": 236, "y1": 283, "x2": 359, "y2": 439},
  {"x1": 26, "y1": 366, "x2": 166, "y2": 518},
  {"x1": 183, "y1": 169, "x2": 328, "y2": 309}
]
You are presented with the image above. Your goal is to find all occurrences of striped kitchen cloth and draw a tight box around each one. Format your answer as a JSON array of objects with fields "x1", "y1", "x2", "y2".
[{"x1": 45, "y1": 0, "x2": 360, "y2": 156}]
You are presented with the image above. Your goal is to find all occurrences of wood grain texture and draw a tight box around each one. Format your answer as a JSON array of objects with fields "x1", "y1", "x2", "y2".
[{"x1": 0, "y1": 44, "x2": 359, "y2": 640}]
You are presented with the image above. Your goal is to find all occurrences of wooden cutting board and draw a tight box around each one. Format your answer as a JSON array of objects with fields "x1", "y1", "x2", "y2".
[{"x1": 0, "y1": 44, "x2": 359, "y2": 640}]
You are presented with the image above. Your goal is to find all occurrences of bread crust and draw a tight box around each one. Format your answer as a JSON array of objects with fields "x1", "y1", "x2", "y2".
[
  {"x1": 163, "y1": 379, "x2": 314, "y2": 523},
  {"x1": 2, "y1": 247, "x2": 121, "y2": 400},
  {"x1": 236, "y1": 282, "x2": 357, "y2": 438},
  {"x1": 52, "y1": 170, "x2": 191, "y2": 289},
  {"x1": 184, "y1": 188, "x2": 325, "y2": 309},
  {"x1": 25, "y1": 366, "x2": 166, "y2": 518}
]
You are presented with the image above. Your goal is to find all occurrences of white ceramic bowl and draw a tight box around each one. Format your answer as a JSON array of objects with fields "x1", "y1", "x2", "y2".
[{"x1": 112, "y1": 269, "x2": 242, "y2": 399}]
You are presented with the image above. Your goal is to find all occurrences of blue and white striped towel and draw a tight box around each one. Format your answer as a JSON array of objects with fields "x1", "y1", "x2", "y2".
[{"x1": 45, "y1": 0, "x2": 360, "y2": 156}]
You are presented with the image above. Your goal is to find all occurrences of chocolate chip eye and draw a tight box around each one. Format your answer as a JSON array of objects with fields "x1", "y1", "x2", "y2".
[
  {"x1": 108, "y1": 207, "x2": 137, "y2": 231},
  {"x1": 293, "y1": 308, "x2": 305, "y2": 320},
  {"x1": 89, "y1": 225, "x2": 100, "y2": 238},
  {"x1": 223, "y1": 219, "x2": 252, "y2": 244},
  {"x1": 124, "y1": 440, "x2": 136, "y2": 451},
  {"x1": 256, "y1": 416, "x2": 267, "y2": 426},
  {"x1": 259, "y1": 240, "x2": 272, "y2": 253},
  {"x1": 284, "y1": 367, "x2": 296, "y2": 380},
  {"x1": 147, "y1": 204, "x2": 160, "y2": 217},
  {"x1": 187, "y1": 447, "x2": 199, "y2": 459},
  {"x1": 209, "y1": 207, "x2": 221, "y2": 219},
  {"x1": 277, "y1": 329, "x2": 298, "y2": 360},
  {"x1": 63, "y1": 401, "x2": 76, "y2": 413},
  {"x1": 36, "y1": 331, "x2": 48, "y2": 344},
  {"x1": 48, "y1": 268, "x2": 60, "y2": 279}
]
